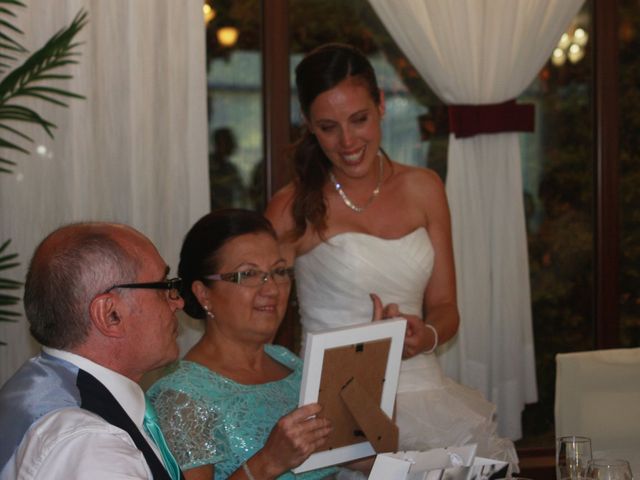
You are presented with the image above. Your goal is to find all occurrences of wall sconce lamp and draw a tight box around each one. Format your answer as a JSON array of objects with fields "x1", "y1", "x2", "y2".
[
  {"x1": 217, "y1": 26, "x2": 239, "y2": 47},
  {"x1": 203, "y1": 3, "x2": 216, "y2": 25}
]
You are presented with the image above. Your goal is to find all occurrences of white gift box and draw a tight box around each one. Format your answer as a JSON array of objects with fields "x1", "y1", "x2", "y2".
[{"x1": 368, "y1": 444, "x2": 509, "y2": 480}]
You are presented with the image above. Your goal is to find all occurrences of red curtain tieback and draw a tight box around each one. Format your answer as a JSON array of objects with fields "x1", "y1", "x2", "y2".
[{"x1": 448, "y1": 99, "x2": 535, "y2": 138}]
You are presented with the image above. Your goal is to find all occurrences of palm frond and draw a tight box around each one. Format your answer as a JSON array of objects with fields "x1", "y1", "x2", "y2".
[
  {"x1": 0, "y1": 18, "x2": 22, "y2": 35},
  {"x1": 0, "y1": 134, "x2": 31, "y2": 152},
  {"x1": 0, "y1": 3, "x2": 87, "y2": 340},
  {"x1": 0, "y1": 10, "x2": 88, "y2": 102},
  {"x1": 0, "y1": 8, "x2": 87, "y2": 173},
  {"x1": 0, "y1": 121, "x2": 32, "y2": 140},
  {"x1": 0, "y1": 40, "x2": 26, "y2": 56},
  {"x1": 0, "y1": 239, "x2": 22, "y2": 324},
  {"x1": 0, "y1": 52, "x2": 20, "y2": 62},
  {"x1": 0, "y1": 155, "x2": 17, "y2": 163},
  {"x1": 0, "y1": 104, "x2": 57, "y2": 137},
  {"x1": 0, "y1": 1, "x2": 26, "y2": 71}
]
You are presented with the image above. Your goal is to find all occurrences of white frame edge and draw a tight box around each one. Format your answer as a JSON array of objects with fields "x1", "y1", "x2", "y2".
[{"x1": 293, "y1": 318, "x2": 407, "y2": 473}]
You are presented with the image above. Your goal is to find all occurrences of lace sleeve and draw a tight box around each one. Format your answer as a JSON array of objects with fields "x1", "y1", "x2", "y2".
[{"x1": 152, "y1": 388, "x2": 227, "y2": 470}]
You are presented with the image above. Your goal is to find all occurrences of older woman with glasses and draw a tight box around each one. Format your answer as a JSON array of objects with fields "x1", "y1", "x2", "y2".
[{"x1": 147, "y1": 209, "x2": 335, "y2": 480}]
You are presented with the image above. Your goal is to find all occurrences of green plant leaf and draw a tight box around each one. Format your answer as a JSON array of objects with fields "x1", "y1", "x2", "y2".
[
  {"x1": 0, "y1": 238, "x2": 22, "y2": 327},
  {"x1": 0, "y1": 53, "x2": 19, "y2": 63},
  {"x1": 0, "y1": 290, "x2": 20, "y2": 298},
  {"x1": 0, "y1": 104, "x2": 57, "y2": 136},
  {"x1": 0, "y1": 252, "x2": 18, "y2": 262},
  {"x1": 0, "y1": 262, "x2": 19, "y2": 272},
  {"x1": 0, "y1": 18, "x2": 22, "y2": 35},
  {"x1": 0, "y1": 136, "x2": 30, "y2": 153},
  {"x1": 0, "y1": 2, "x2": 86, "y2": 340},
  {"x1": 0, "y1": 156, "x2": 17, "y2": 164},
  {"x1": 14, "y1": 86, "x2": 85, "y2": 107},
  {"x1": 0, "y1": 1, "x2": 27, "y2": 6},
  {"x1": 0, "y1": 10, "x2": 88, "y2": 99},
  {"x1": 0, "y1": 121, "x2": 32, "y2": 140},
  {"x1": 0, "y1": 0, "x2": 26, "y2": 59},
  {"x1": 0, "y1": 7, "x2": 87, "y2": 173}
]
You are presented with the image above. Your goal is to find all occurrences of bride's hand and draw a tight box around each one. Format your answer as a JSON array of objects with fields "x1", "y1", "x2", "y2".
[
  {"x1": 403, "y1": 315, "x2": 437, "y2": 358},
  {"x1": 370, "y1": 294, "x2": 436, "y2": 358},
  {"x1": 370, "y1": 293, "x2": 400, "y2": 321}
]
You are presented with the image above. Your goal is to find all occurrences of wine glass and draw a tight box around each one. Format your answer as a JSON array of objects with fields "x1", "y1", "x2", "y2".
[
  {"x1": 586, "y1": 458, "x2": 633, "y2": 480},
  {"x1": 556, "y1": 435, "x2": 593, "y2": 480}
]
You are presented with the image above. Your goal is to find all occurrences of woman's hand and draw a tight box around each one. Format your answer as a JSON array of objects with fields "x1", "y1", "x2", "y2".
[
  {"x1": 402, "y1": 314, "x2": 437, "y2": 358},
  {"x1": 370, "y1": 293, "x2": 437, "y2": 359},
  {"x1": 370, "y1": 293, "x2": 399, "y2": 320},
  {"x1": 249, "y1": 403, "x2": 332, "y2": 478}
]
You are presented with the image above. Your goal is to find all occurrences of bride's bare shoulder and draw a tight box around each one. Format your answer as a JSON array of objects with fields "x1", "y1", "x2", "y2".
[
  {"x1": 265, "y1": 183, "x2": 296, "y2": 234},
  {"x1": 391, "y1": 162, "x2": 445, "y2": 194}
]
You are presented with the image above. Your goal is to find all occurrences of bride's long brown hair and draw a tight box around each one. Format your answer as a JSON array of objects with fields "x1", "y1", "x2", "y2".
[{"x1": 290, "y1": 43, "x2": 382, "y2": 240}]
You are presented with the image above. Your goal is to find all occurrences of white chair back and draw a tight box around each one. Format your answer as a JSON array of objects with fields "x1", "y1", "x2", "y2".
[{"x1": 555, "y1": 348, "x2": 640, "y2": 454}]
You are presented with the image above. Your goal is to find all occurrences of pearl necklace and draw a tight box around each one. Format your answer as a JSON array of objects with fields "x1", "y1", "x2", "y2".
[{"x1": 329, "y1": 153, "x2": 383, "y2": 213}]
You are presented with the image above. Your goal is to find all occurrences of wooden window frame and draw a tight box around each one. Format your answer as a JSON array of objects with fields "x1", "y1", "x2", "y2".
[{"x1": 261, "y1": 2, "x2": 621, "y2": 472}]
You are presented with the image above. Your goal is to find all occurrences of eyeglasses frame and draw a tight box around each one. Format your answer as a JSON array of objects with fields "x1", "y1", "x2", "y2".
[
  {"x1": 103, "y1": 277, "x2": 183, "y2": 300},
  {"x1": 204, "y1": 267, "x2": 294, "y2": 286}
]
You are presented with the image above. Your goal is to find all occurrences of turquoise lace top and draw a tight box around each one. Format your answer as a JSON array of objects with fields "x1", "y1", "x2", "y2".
[{"x1": 147, "y1": 344, "x2": 336, "y2": 480}]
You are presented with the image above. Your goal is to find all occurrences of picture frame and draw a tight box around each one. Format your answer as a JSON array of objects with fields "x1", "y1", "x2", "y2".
[{"x1": 293, "y1": 319, "x2": 407, "y2": 473}]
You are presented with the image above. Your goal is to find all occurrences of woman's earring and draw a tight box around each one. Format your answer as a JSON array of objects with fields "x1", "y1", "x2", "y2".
[{"x1": 203, "y1": 305, "x2": 215, "y2": 319}]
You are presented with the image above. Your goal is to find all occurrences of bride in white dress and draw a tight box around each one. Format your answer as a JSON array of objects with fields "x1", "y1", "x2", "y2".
[{"x1": 266, "y1": 43, "x2": 518, "y2": 468}]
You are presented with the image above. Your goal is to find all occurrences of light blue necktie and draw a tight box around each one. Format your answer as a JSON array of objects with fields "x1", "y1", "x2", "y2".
[{"x1": 143, "y1": 398, "x2": 181, "y2": 480}]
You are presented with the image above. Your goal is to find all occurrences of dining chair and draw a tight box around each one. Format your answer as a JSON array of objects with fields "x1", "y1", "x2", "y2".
[{"x1": 555, "y1": 348, "x2": 640, "y2": 462}]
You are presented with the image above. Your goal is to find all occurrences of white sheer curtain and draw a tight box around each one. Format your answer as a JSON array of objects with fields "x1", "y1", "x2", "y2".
[
  {"x1": 368, "y1": 0, "x2": 584, "y2": 439},
  {"x1": 0, "y1": 0, "x2": 209, "y2": 386}
]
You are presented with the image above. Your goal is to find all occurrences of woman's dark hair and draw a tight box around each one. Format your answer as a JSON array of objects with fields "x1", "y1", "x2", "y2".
[
  {"x1": 291, "y1": 43, "x2": 381, "y2": 239},
  {"x1": 178, "y1": 208, "x2": 277, "y2": 319}
]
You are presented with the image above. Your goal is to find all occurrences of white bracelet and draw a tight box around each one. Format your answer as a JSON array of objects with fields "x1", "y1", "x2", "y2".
[
  {"x1": 425, "y1": 324, "x2": 438, "y2": 354},
  {"x1": 242, "y1": 461, "x2": 256, "y2": 480}
]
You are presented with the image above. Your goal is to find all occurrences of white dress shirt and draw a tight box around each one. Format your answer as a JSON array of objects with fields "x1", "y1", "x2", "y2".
[{"x1": 0, "y1": 348, "x2": 165, "y2": 480}]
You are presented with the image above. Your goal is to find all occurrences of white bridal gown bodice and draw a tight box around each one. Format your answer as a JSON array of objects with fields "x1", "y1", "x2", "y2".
[{"x1": 295, "y1": 228, "x2": 518, "y2": 465}]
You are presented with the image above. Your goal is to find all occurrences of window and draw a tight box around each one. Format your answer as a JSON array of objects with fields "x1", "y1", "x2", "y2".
[
  {"x1": 619, "y1": 0, "x2": 640, "y2": 348},
  {"x1": 205, "y1": 0, "x2": 263, "y2": 211},
  {"x1": 289, "y1": 0, "x2": 447, "y2": 177},
  {"x1": 519, "y1": 4, "x2": 594, "y2": 446},
  {"x1": 207, "y1": 1, "x2": 633, "y2": 451}
]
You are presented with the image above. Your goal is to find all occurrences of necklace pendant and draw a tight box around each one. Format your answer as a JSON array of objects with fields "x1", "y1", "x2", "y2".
[{"x1": 330, "y1": 153, "x2": 384, "y2": 213}]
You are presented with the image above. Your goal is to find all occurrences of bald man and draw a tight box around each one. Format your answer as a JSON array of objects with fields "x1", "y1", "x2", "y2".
[{"x1": 0, "y1": 223, "x2": 185, "y2": 479}]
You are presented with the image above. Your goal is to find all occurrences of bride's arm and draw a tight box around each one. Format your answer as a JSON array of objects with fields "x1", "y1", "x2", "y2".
[
  {"x1": 415, "y1": 170, "x2": 459, "y2": 356},
  {"x1": 374, "y1": 170, "x2": 459, "y2": 359}
]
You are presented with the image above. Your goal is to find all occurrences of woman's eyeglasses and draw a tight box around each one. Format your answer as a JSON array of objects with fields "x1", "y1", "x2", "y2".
[
  {"x1": 205, "y1": 267, "x2": 294, "y2": 287},
  {"x1": 104, "y1": 277, "x2": 183, "y2": 300}
]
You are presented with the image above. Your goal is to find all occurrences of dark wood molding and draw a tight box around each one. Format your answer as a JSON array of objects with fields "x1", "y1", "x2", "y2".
[
  {"x1": 262, "y1": 0, "x2": 291, "y2": 198},
  {"x1": 593, "y1": 0, "x2": 620, "y2": 348},
  {"x1": 262, "y1": 0, "x2": 296, "y2": 349},
  {"x1": 517, "y1": 446, "x2": 556, "y2": 480}
]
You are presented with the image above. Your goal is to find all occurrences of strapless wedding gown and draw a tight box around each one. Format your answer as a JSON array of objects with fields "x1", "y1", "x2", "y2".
[{"x1": 295, "y1": 228, "x2": 518, "y2": 466}]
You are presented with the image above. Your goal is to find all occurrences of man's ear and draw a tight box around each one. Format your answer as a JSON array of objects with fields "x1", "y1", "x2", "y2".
[{"x1": 89, "y1": 294, "x2": 126, "y2": 338}]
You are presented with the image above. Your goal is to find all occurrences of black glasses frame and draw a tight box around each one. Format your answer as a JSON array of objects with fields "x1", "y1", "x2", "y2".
[{"x1": 104, "y1": 277, "x2": 183, "y2": 299}]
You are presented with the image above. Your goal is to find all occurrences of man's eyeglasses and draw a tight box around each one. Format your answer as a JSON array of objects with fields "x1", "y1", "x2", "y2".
[
  {"x1": 104, "y1": 277, "x2": 183, "y2": 300},
  {"x1": 204, "y1": 267, "x2": 294, "y2": 287}
]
